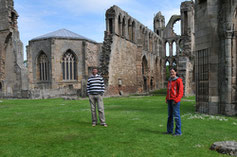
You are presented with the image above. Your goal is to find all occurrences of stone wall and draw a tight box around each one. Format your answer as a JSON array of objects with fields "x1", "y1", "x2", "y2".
[
  {"x1": 195, "y1": 0, "x2": 237, "y2": 116},
  {"x1": 0, "y1": 0, "x2": 28, "y2": 98},
  {"x1": 101, "y1": 5, "x2": 165, "y2": 96}
]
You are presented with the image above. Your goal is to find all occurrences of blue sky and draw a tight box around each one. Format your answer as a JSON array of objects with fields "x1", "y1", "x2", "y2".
[{"x1": 14, "y1": 0, "x2": 185, "y2": 60}]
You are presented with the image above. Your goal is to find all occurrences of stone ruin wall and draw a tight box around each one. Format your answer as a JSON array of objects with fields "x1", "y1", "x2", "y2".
[
  {"x1": 163, "y1": 1, "x2": 195, "y2": 96},
  {"x1": 0, "y1": 0, "x2": 28, "y2": 98},
  {"x1": 100, "y1": 5, "x2": 165, "y2": 96},
  {"x1": 195, "y1": 0, "x2": 237, "y2": 116}
]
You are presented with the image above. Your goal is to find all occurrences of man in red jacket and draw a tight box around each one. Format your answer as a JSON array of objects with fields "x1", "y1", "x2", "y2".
[{"x1": 165, "y1": 67, "x2": 183, "y2": 136}]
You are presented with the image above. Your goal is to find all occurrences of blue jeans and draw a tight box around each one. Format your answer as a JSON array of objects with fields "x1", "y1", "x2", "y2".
[{"x1": 167, "y1": 100, "x2": 182, "y2": 135}]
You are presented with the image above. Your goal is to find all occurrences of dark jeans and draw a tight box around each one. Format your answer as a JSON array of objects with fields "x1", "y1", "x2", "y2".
[{"x1": 167, "y1": 100, "x2": 182, "y2": 135}]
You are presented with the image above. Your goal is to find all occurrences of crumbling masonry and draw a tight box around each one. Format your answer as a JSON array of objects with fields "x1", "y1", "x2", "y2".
[
  {"x1": 0, "y1": 0, "x2": 236, "y2": 116},
  {"x1": 0, "y1": 0, "x2": 28, "y2": 98}
]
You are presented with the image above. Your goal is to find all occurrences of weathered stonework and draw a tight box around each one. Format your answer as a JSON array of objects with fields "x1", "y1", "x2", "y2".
[
  {"x1": 101, "y1": 6, "x2": 164, "y2": 96},
  {"x1": 1, "y1": 0, "x2": 236, "y2": 117},
  {"x1": 0, "y1": 0, "x2": 28, "y2": 98},
  {"x1": 195, "y1": 0, "x2": 237, "y2": 116}
]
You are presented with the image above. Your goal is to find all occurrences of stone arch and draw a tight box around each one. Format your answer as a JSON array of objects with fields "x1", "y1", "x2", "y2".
[
  {"x1": 173, "y1": 19, "x2": 181, "y2": 35},
  {"x1": 37, "y1": 51, "x2": 49, "y2": 81},
  {"x1": 62, "y1": 49, "x2": 78, "y2": 81},
  {"x1": 168, "y1": 15, "x2": 181, "y2": 36}
]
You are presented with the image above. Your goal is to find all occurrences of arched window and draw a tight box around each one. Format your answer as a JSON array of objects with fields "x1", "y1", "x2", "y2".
[
  {"x1": 165, "y1": 60, "x2": 170, "y2": 80},
  {"x1": 143, "y1": 29, "x2": 146, "y2": 49},
  {"x1": 38, "y1": 52, "x2": 49, "y2": 81},
  {"x1": 128, "y1": 19, "x2": 132, "y2": 40},
  {"x1": 132, "y1": 21, "x2": 135, "y2": 42},
  {"x1": 166, "y1": 42, "x2": 169, "y2": 57},
  {"x1": 122, "y1": 17, "x2": 126, "y2": 37},
  {"x1": 142, "y1": 56, "x2": 148, "y2": 75},
  {"x1": 108, "y1": 18, "x2": 113, "y2": 34},
  {"x1": 173, "y1": 41, "x2": 176, "y2": 56},
  {"x1": 62, "y1": 50, "x2": 77, "y2": 81},
  {"x1": 118, "y1": 15, "x2": 121, "y2": 36},
  {"x1": 145, "y1": 31, "x2": 148, "y2": 50},
  {"x1": 172, "y1": 60, "x2": 177, "y2": 68}
]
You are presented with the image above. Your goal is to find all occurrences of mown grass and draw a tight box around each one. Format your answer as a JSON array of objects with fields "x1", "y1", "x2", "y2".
[{"x1": 0, "y1": 96, "x2": 236, "y2": 157}]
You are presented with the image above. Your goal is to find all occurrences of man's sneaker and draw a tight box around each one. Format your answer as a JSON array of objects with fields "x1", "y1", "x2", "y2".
[
  {"x1": 92, "y1": 123, "x2": 96, "y2": 127},
  {"x1": 163, "y1": 132, "x2": 172, "y2": 135},
  {"x1": 173, "y1": 134, "x2": 182, "y2": 136}
]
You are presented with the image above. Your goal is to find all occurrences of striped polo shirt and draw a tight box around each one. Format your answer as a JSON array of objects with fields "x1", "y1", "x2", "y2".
[{"x1": 87, "y1": 74, "x2": 105, "y2": 95}]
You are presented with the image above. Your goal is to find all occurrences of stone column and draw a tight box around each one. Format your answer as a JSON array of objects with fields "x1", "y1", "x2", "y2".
[
  {"x1": 169, "y1": 42, "x2": 172, "y2": 57},
  {"x1": 224, "y1": 30, "x2": 233, "y2": 114}
]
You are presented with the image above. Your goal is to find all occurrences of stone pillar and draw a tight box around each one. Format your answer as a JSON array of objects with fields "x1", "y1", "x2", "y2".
[
  {"x1": 232, "y1": 35, "x2": 237, "y2": 103},
  {"x1": 224, "y1": 31, "x2": 233, "y2": 114},
  {"x1": 169, "y1": 42, "x2": 172, "y2": 57}
]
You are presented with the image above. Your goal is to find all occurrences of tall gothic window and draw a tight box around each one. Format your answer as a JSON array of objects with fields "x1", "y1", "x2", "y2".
[
  {"x1": 38, "y1": 52, "x2": 49, "y2": 81},
  {"x1": 62, "y1": 50, "x2": 77, "y2": 81}
]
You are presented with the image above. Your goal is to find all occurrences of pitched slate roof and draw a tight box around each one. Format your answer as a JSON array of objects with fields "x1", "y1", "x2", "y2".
[{"x1": 31, "y1": 29, "x2": 96, "y2": 42}]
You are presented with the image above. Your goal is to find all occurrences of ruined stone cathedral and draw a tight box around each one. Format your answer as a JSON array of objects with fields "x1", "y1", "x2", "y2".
[{"x1": 0, "y1": 0, "x2": 236, "y2": 116}]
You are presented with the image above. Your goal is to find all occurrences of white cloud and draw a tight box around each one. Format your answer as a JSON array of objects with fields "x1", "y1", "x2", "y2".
[{"x1": 53, "y1": 0, "x2": 133, "y2": 15}]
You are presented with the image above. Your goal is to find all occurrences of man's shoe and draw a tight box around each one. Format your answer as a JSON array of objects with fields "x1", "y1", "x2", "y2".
[
  {"x1": 173, "y1": 134, "x2": 182, "y2": 136},
  {"x1": 92, "y1": 124, "x2": 96, "y2": 127},
  {"x1": 163, "y1": 132, "x2": 172, "y2": 135}
]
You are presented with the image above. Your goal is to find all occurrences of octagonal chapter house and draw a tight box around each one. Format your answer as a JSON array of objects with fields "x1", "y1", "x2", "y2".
[{"x1": 27, "y1": 29, "x2": 102, "y2": 99}]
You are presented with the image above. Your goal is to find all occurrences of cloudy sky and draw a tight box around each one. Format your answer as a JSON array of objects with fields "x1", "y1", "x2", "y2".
[{"x1": 14, "y1": 0, "x2": 185, "y2": 59}]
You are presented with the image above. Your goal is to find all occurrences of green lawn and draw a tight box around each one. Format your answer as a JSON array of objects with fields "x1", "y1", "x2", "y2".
[{"x1": 0, "y1": 96, "x2": 236, "y2": 157}]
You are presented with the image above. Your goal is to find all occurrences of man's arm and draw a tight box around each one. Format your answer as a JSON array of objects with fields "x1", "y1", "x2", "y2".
[{"x1": 87, "y1": 79, "x2": 90, "y2": 94}]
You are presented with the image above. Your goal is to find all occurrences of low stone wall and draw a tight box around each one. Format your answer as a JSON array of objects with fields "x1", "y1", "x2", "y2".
[{"x1": 29, "y1": 88, "x2": 80, "y2": 99}]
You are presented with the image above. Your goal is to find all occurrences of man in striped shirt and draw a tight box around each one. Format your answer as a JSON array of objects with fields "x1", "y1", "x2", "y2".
[{"x1": 87, "y1": 68, "x2": 107, "y2": 127}]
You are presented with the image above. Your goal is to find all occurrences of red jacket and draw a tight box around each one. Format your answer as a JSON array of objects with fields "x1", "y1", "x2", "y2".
[{"x1": 166, "y1": 77, "x2": 184, "y2": 103}]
